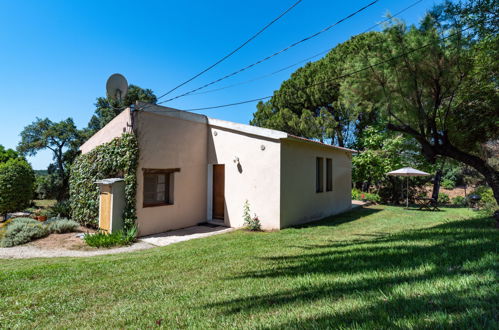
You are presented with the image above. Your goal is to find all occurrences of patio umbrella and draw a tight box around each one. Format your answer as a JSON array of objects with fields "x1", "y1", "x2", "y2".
[{"x1": 387, "y1": 167, "x2": 430, "y2": 208}]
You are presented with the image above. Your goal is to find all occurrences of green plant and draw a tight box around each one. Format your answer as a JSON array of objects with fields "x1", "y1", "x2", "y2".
[
  {"x1": 70, "y1": 133, "x2": 138, "y2": 229},
  {"x1": 441, "y1": 179, "x2": 456, "y2": 189},
  {"x1": 48, "y1": 200, "x2": 71, "y2": 218},
  {"x1": 0, "y1": 219, "x2": 48, "y2": 247},
  {"x1": 46, "y1": 218, "x2": 79, "y2": 234},
  {"x1": 438, "y1": 193, "x2": 450, "y2": 204},
  {"x1": 83, "y1": 226, "x2": 137, "y2": 248},
  {"x1": 472, "y1": 186, "x2": 498, "y2": 215},
  {"x1": 0, "y1": 158, "x2": 35, "y2": 216},
  {"x1": 352, "y1": 188, "x2": 380, "y2": 203},
  {"x1": 243, "y1": 200, "x2": 261, "y2": 231},
  {"x1": 452, "y1": 196, "x2": 467, "y2": 206}
]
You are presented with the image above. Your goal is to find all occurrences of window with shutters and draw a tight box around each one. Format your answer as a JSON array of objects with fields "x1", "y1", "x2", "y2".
[{"x1": 142, "y1": 169, "x2": 179, "y2": 207}]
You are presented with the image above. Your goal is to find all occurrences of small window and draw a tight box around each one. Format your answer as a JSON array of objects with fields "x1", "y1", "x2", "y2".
[
  {"x1": 326, "y1": 158, "x2": 333, "y2": 191},
  {"x1": 143, "y1": 169, "x2": 179, "y2": 207},
  {"x1": 316, "y1": 157, "x2": 324, "y2": 193}
]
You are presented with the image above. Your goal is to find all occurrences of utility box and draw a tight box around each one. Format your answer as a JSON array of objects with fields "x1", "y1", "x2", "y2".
[{"x1": 95, "y1": 178, "x2": 126, "y2": 233}]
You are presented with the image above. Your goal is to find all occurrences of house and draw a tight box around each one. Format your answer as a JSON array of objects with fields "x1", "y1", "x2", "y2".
[{"x1": 80, "y1": 103, "x2": 355, "y2": 236}]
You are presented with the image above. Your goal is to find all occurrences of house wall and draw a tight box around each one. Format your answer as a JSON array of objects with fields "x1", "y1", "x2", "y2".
[
  {"x1": 135, "y1": 111, "x2": 209, "y2": 236},
  {"x1": 280, "y1": 139, "x2": 352, "y2": 228},
  {"x1": 80, "y1": 108, "x2": 131, "y2": 154},
  {"x1": 207, "y1": 125, "x2": 281, "y2": 230}
]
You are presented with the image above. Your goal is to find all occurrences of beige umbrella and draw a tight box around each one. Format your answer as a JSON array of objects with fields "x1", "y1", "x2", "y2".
[{"x1": 387, "y1": 167, "x2": 430, "y2": 208}]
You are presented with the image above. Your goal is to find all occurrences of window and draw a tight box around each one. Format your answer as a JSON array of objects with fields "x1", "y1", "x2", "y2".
[
  {"x1": 143, "y1": 169, "x2": 179, "y2": 207},
  {"x1": 316, "y1": 157, "x2": 324, "y2": 193},
  {"x1": 326, "y1": 158, "x2": 333, "y2": 191}
]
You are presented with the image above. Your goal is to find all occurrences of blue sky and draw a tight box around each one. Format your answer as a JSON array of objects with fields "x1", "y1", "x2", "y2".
[{"x1": 0, "y1": 0, "x2": 437, "y2": 169}]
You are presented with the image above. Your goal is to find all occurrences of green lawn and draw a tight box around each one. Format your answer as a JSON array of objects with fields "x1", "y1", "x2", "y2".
[{"x1": 1, "y1": 206, "x2": 497, "y2": 329}]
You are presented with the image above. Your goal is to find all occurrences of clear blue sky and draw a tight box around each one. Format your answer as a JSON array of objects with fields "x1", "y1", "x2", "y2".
[{"x1": 0, "y1": 0, "x2": 437, "y2": 169}]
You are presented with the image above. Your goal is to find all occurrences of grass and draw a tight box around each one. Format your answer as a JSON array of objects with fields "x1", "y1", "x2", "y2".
[
  {"x1": 32, "y1": 199, "x2": 57, "y2": 209},
  {"x1": 0, "y1": 205, "x2": 497, "y2": 329}
]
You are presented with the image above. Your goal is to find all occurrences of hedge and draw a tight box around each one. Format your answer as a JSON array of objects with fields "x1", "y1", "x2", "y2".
[
  {"x1": 0, "y1": 158, "x2": 35, "y2": 215},
  {"x1": 69, "y1": 133, "x2": 138, "y2": 228}
]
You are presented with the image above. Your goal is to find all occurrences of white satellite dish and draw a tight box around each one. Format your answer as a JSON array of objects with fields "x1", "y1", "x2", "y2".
[{"x1": 106, "y1": 73, "x2": 128, "y2": 101}]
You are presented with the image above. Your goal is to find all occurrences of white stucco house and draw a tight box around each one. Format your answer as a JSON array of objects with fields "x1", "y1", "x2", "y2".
[{"x1": 80, "y1": 102, "x2": 355, "y2": 236}]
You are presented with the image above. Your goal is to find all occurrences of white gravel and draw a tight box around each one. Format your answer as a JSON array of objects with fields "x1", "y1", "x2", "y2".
[{"x1": 0, "y1": 241, "x2": 154, "y2": 259}]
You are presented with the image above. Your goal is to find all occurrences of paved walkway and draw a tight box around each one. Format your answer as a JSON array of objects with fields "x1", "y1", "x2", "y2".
[
  {"x1": 139, "y1": 225, "x2": 235, "y2": 246},
  {"x1": 0, "y1": 225, "x2": 233, "y2": 259},
  {"x1": 352, "y1": 200, "x2": 368, "y2": 208}
]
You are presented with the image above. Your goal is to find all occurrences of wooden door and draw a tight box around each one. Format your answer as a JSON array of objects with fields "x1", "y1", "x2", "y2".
[
  {"x1": 99, "y1": 185, "x2": 111, "y2": 232},
  {"x1": 212, "y1": 165, "x2": 225, "y2": 220}
]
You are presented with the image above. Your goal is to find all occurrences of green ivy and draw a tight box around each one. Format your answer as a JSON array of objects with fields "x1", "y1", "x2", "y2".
[
  {"x1": 0, "y1": 158, "x2": 35, "y2": 215},
  {"x1": 69, "y1": 133, "x2": 138, "y2": 229}
]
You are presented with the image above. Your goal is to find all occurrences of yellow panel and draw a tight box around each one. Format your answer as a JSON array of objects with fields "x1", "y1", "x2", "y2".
[{"x1": 99, "y1": 186, "x2": 111, "y2": 232}]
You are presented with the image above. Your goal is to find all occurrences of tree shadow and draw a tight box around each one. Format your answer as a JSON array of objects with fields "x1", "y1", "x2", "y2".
[
  {"x1": 203, "y1": 215, "x2": 497, "y2": 328},
  {"x1": 294, "y1": 206, "x2": 383, "y2": 229}
]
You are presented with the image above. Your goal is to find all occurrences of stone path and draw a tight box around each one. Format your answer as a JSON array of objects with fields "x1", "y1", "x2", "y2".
[{"x1": 0, "y1": 225, "x2": 233, "y2": 259}]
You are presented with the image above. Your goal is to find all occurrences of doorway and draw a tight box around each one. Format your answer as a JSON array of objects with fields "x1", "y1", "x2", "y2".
[{"x1": 212, "y1": 164, "x2": 225, "y2": 220}]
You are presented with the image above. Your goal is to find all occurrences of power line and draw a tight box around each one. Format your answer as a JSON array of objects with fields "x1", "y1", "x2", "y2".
[
  {"x1": 180, "y1": 24, "x2": 473, "y2": 112},
  {"x1": 184, "y1": 0, "x2": 424, "y2": 97},
  {"x1": 155, "y1": 0, "x2": 304, "y2": 101},
  {"x1": 157, "y1": 0, "x2": 380, "y2": 104}
]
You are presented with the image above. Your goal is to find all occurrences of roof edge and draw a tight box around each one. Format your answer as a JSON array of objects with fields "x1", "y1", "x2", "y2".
[{"x1": 285, "y1": 135, "x2": 358, "y2": 153}]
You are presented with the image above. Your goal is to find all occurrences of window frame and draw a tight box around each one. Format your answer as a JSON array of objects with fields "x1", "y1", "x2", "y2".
[
  {"x1": 142, "y1": 168, "x2": 180, "y2": 208},
  {"x1": 326, "y1": 158, "x2": 333, "y2": 192},
  {"x1": 316, "y1": 157, "x2": 324, "y2": 193}
]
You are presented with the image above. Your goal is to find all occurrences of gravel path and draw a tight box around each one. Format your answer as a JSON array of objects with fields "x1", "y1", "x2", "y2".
[{"x1": 0, "y1": 241, "x2": 154, "y2": 259}]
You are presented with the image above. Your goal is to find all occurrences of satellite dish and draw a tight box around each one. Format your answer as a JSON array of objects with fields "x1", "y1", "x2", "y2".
[{"x1": 106, "y1": 73, "x2": 128, "y2": 101}]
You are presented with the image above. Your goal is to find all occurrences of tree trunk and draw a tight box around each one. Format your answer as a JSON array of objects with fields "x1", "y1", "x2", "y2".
[
  {"x1": 387, "y1": 123, "x2": 499, "y2": 206},
  {"x1": 431, "y1": 170, "x2": 442, "y2": 200}
]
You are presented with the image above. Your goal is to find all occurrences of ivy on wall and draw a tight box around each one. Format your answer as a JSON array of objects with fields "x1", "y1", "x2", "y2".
[{"x1": 69, "y1": 133, "x2": 138, "y2": 229}]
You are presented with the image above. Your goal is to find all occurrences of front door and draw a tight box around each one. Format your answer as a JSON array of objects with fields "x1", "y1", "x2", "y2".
[{"x1": 212, "y1": 164, "x2": 225, "y2": 220}]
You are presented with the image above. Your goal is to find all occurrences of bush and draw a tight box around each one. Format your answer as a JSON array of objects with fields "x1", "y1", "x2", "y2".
[
  {"x1": 0, "y1": 219, "x2": 49, "y2": 247},
  {"x1": 441, "y1": 179, "x2": 456, "y2": 190},
  {"x1": 46, "y1": 218, "x2": 79, "y2": 233},
  {"x1": 452, "y1": 196, "x2": 467, "y2": 206},
  {"x1": 438, "y1": 193, "x2": 450, "y2": 204},
  {"x1": 70, "y1": 133, "x2": 138, "y2": 229},
  {"x1": 83, "y1": 226, "x2": 137, "y2": 248},
  {"x1": 0, "y1": 159, "x2": 35, "y2": 216},
  {"x1": 472, "y1": 186, "x2": 498, "y2": 215},
  {"x1": 352, "y1": 188, "x2": 381, "y2": 203},
  {"x1": 243, "y1": 200, "x2": 261, "y2": 231},
  {"x1": 48, "y1": 200, "x2": 71, "y2": 218}
]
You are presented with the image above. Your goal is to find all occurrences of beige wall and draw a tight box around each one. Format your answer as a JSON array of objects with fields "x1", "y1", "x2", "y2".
[
  {"x1": 207, "y1": 125, "x2": 281, "y2": 230},
  {"x1": 80, "y1": 109, "x2": 131, "y2": 154},
  {"x1": 280, "y1": 139, "x2": 352, "y2": 227},
  {"x1": 135, "y1": 111, "x2": 209, "y2": 236}
]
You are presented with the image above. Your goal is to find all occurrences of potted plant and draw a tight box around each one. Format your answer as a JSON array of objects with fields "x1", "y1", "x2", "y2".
[{"x1": 37, "y1": 209, "x2": 48, "y2": 222}]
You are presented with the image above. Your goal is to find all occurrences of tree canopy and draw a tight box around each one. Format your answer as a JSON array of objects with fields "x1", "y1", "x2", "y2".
[
  {"x1": 87, "y1": 84, "x2": 157, "y2": 133},
  {"x1": 252, "y1": 0, "x2": 499, "y2": 203}
]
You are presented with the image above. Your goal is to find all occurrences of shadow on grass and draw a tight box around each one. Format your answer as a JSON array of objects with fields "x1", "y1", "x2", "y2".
[
  {"x1": 205, "y1": 215, "x2": 498, "y2": 328},
  {"x1": 295, "y1": 206, "x2": 383, "y2": 228}
]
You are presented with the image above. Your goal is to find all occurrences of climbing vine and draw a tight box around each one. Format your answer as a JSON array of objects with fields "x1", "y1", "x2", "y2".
[{"x1": 69, "y1": 133, "x2": 138, "y2": 229}]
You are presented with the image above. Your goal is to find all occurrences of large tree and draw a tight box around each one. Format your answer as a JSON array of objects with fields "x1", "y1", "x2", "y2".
[
  {"x1": 87, "y1": 84, "x2": 157, "y2": 133},
  {"x1": 341, "y1": 1, "x2": 499, "y2": 203},
  {"x1": 17, "y1": 118, "x2": 83, "y2": 201}
]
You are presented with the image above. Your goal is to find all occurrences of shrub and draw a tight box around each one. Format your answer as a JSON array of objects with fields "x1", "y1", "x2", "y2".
[
  {"x1": 472, "y1": 186, "x2": 498, "y2": 215},
  {"x1": 83, "y1": 226, "x2": 137, "y2": 248},
  {"x1": 438, "y1": 193, "x2": 450, "y2": 204},
  {"x1": 0, "y1": 159, "x2": 35, "y2": 216},
  {"x1": 352, "y1": 188, "x2": 380, "y2": 203},
  {"x1": 46, "y1": 218, "x2": 79, "y2": 234},
  {"x1": 441, "y1": 179, "x2": 456, "y2": 190},
  {"x1": 0, "y1": 220, "x2": 49, "y2": 247},
  {"x1": 70, "y1": 133, "x2": 138, "y2": 229},
  {"x1": 48, "y1": 200, "x2": 71, "y2": 218},
  {"x1": 452, "y1": 196, "x2": 467, "y2": 206},
  {"x1": 243, "y1": 200, "x2": 261, "y2": 231}
]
